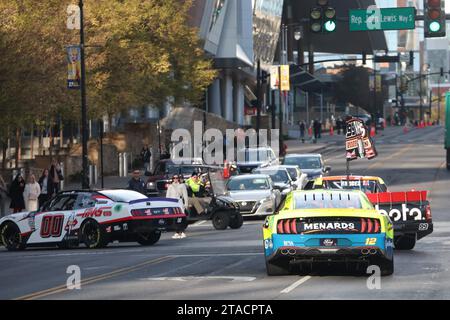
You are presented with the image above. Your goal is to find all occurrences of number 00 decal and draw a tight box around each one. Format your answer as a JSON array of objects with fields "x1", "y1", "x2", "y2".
[{"x1": 40, "y1": 215, "x2": 64, "y2": 238}]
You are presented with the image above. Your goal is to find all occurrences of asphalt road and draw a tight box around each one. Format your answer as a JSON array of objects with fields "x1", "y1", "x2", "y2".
[{"x1": 1, "y1": 126, "x2": 449, "y2": 300}]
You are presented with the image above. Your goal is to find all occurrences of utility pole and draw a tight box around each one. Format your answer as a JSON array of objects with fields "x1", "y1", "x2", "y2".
[
  {"x1": 79, "y1": 0, "x2": 89, "y2": 189},
  {"x1": 419, "y1": 69, "x2": 423, "y2": 121},
  {"x1": 256, "y1": 59, "x2": 262, "y2": 134}
]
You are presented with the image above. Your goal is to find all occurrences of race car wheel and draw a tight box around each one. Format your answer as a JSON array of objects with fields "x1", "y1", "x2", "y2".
[
  {"x1": 229, "y1": 214, "x2": 244, "y2": 229},
  {"x1": 395, "y1": 235, "x2": 416, "y2": 250},
  {"x1": 136, "y1": 230, "x2": 161, "y2": 246},
  {"x1": 378, "y1": 257, "x2": 394, "y2": 276},
  {"x1": 212, "y1": 211, "x2": 230, "y2": 230},
  {"x1": 81, "y1": 220, "x2": 108, "y2": 249},
  {"x1": 266, "y1": 260, "x2": 290, "y2": 276},
  {"x1": 0, "y1": 223, "x2": 26, "y2": 251}
]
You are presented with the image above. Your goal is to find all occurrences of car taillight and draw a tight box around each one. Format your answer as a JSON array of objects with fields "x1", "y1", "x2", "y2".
[
  {"x1": 131, "y1": 209, "x2": 150, "y2": 217},
  {"x1": 425, "y1": 205, "x2": 432, "y2": 221}
]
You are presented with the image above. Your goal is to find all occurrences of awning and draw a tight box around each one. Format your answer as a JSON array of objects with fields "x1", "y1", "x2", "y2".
[{"x1": 290, "y1": 66, "x2": 325, "y2": 93}]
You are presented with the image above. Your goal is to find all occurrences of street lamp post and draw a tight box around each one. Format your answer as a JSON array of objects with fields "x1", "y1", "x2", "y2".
[{"x1": 79, "y1": 0, "x2": 89, "y2": 189}]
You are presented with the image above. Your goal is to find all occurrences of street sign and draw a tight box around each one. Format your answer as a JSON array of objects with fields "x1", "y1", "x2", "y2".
[{"x1": 349, "y1": 7, "x2": 416, "y2": 31}]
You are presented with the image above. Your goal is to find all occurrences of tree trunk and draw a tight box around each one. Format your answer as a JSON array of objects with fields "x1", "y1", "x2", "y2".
[
  {"x1": 15, "y1": 127, "x2": 22, "y2": 168},
  {"x1": 30, "y1": 123, "x2": 35, "y2": 160}
]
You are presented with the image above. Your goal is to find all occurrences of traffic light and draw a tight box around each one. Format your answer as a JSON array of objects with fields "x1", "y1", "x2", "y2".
[
  {"x1": 323, "y1": 6, "x2": 336, "y2": 32},
  {"x1": 424, "y1": 0, "x2": 446, "y2": 38},
  {"x1": 309, "y1": 0, "x2": 336, "y2": 33},
  {"x1": 310, "y1": 7, "x2": 323, "y2": 33}
]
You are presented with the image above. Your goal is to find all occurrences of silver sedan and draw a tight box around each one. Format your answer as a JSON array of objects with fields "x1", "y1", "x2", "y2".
[{"x1": 225, "y1": 174, "x2": 281, "y2": 217}]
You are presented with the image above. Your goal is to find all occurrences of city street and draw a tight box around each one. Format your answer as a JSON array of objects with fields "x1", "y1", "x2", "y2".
[{"x1": 1, "y1": 126, "x2": 449, "y2": 300}]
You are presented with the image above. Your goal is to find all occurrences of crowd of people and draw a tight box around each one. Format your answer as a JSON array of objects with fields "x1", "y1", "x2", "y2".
[{"x1": 0, "y1": 159, "x2": 64, "y2": 217}]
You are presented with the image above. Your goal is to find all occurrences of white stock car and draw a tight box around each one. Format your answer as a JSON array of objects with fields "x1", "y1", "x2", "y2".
[{"x1": 0, "y1": 189, "x2": 186, "y2": 251}]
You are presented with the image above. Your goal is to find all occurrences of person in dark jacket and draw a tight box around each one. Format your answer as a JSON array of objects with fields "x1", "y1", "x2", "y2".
[
  {"x1": 9, "y1": 174, "x2": 25, "y2": 213},
  {"x1": 127, "y1": 170, "x2": 146, "y2": 194},
  {"x1": 38, "y1": 169, "x2": 51, "y2": 208},
  {"x1": 299, "y1": 121, "x2": 306, "y2": 143},
  {"x1": 49, "y1": 159, "x2": 63, "y2": 195},
  {"x1": 140, "y1": 145, "x2": 152, "y2": 172}
]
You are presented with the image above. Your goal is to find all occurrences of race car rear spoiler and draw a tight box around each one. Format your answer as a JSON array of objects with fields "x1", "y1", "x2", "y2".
[{"x1": 366, "y1": 191, "x2": 428, "y2": 205}]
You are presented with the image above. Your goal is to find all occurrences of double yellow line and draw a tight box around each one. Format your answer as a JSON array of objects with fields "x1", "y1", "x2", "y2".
[{"x1": 15, "y1": 255, "x2": 173, "y2": 300}]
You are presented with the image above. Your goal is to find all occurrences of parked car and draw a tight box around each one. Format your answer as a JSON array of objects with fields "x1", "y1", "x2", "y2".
[
  {"x1": 253, "y1": 166, "x2": 295, "y2": 195},
  {"x1": 236, "y1": 147, "x2": 279, "y2": 173},
  {"x1": 282, "y1": 154, "x2": 331, "y2": 180},
  {"x1": 226, "y1": 174, "x2": 281, "y2": 217},
  {"x1": 278, "y1": 165, "x2": 308, "y2": 190}
]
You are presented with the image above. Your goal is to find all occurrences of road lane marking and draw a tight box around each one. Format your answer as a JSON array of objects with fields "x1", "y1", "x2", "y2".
[
  {"x1": 15, "y1": 255, "x2": 173, "y2": 300},
  {"x1": 280, "y1": 276, "x2": 312, "y2": 294},
  {"x1": 143, "y1": 276, "x2": 256, "y2": 282}
]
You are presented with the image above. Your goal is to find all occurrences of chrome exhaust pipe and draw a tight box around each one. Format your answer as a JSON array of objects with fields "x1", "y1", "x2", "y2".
[
  {"x1": 281, "y1": 249, "x2": 289, "y2": 255},
  {"x1": 288, "y1": 248, "x2": 296, "y2": 255},
  {"x1": 369, "y1": 249, "x2": 377, "y2": 255},
  {"x1": 361, "y1": 249, "x2": 370, "y2": 255}
]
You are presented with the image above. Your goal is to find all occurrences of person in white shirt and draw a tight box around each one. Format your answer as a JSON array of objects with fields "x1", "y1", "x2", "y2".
[
  {"x1": 24, "y1": 174, "x2": 41, "y2": 212},
  {"x1": 166, "y1": 175, "x2": 188, "y2": 239}
]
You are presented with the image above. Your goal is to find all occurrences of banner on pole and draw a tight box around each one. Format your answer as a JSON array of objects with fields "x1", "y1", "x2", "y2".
[
  {"x1": 345, "y1": 117, "x2": 378, "y2": 161},
  {"x1": 280, "y1": 65, "x2": 290, "y2": 91},
  {"x1": 67, "y1": 45, "x2": 81, "y2": 89},
  {"x1": 270, "y1": 66, "x2": 279, "y2": 90}
]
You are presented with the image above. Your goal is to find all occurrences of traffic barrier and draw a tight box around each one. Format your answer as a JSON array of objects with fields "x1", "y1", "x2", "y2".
[
  {"x1": 330, "y1": 126, "x2": 334, "y2": 136},
  {"x1": 370, "y1": 125, "x2": 376, "y2": 137}
]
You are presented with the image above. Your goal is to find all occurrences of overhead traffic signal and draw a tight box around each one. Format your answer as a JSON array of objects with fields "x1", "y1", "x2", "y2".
[
  {"x1": 309, "y1": 0, "x2": 336, "y2": 33},
  {"x1": 424, "y1": 0, "x2": 446, "y2": 38}
]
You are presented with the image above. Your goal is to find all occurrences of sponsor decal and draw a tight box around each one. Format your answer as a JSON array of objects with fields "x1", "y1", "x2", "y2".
[
  {"x1": 375, "y1": 204, "x2": 423, "y2": 222},
  {"x1": 302, "y1": 222, "x2": 357, "y2": 233},
  {"x1": 418, "y1": 223, "x2": 429, "y2": 231},
  {"x1": 113, "y1": 225, "x2": 121, "y2": 231},
  {"x1": 106, "y1": 226, "x2": 112, "y2": 233},
  {"x1": 79, "y1": 207, "x2": 112, "y2": 218},
  {"x1": 283, "y1": 241, "x2": 294, "y2": 246},
  {"x1": 158, "y1": 219, "x2": 166, "y2": 225},
  {"x1": 123, "y1": 223, "x2": 128, "y2": 231}
]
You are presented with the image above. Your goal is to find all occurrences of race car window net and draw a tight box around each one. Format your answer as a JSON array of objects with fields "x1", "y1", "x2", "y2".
[{"x1": 294, "y1": 193, "x2": 363, "y2": 209}]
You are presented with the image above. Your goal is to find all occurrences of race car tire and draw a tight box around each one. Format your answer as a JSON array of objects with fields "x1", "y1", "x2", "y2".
[
  {"x1": 266, "y1": 260, "x2": 290, "y2": 276},
  {"x1": 378, "y1": 257, "x2": 394, "y2": 276},
  {"x1": 212, "y1": 211, "x2": 230, "y2": 230},
  {"x1": 136, "y1": 230, "x2": 161, "y2": 246},
  {"x1": 0, "y1": 222, "x2": 26, "y2": 251},
  {"x1": 80, "y1": 220, "x2": 109, "y2": 249},
  {"x1": 229, "y1": 214, "x2": 244, "y2": 229},
  {"x1": 395, "y1": 235, "x2": 416, "y2": 250}
]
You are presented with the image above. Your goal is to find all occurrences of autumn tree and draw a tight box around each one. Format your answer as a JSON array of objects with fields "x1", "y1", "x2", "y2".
[{"x1": 0, "y1": 0, "x2": 216, "y2": 166}]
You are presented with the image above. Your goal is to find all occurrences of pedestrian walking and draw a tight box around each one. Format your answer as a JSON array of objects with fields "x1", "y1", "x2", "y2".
[
  {"x1": 140, "y1": 144, "x2": 151, "y2": 173},
  {"x1": 49, "y1": 159, "x2": 63, "y2": 195},
  {"x1": 313, "y1": 119, "x2": 320, "y2": 142},
  {"x1": 9, "y1": 174, "x2": 25, "y2": 213},
  {"x1": 0, "y1": 174, "x2": 9, "y2": 217},
  {"x1": 299, "y1": 121, "x2": 306, "y2": 143},
  {"x1": 38, "y1": 169, "x2": 51, "y2": 208},
  {"x1": 24, "y1": 174, "x2": 41, "y2": 212},
  {"x1": 127, "y1": 170, "x2": 146, "y2": 194},
  {"x1": 166, "y1": 174, "x2": 189, "y2": 239}
]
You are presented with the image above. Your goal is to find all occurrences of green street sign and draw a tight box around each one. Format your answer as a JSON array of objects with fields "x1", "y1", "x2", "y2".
[{"x1": 349, "y1": 7, "x2": 416, "y2": 31}]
